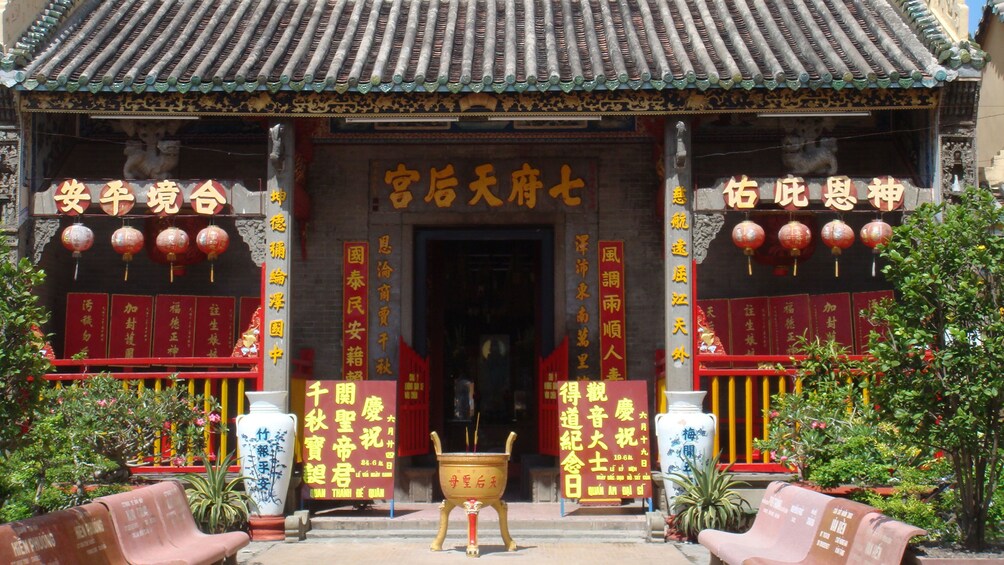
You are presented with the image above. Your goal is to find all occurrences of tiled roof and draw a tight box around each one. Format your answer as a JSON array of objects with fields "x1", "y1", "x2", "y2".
[{"x1": 0, "y1": 0, "x2": 980, "y2": 95}]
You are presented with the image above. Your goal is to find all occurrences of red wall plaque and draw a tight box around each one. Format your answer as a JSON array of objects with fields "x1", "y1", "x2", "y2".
[
  {"x1": 728, "y1": 297, "x2": 771, "y2": 357},
  {"x1": 769, "y1": 294, "x2": 812, "y2": 355},
  {"x1": 152, "y1": 295, "x2": 196, "y2": 357},
  {"x1": 108, "y1": 294, "x2": 153, "y2": 358},
  {"x1": 696, "y1": 299, "x2": 731, "y2": 355},
  {"x1": 64, "y1": 293, "x2": 108, "y2": 358},
  {"x1": 809, "y1": 293, "x2": 854, "y2": 351},
  {"x1": 194, "y1": 296, "x2": 235, "y2": 358},
  {"x1": 598, "y1": 241, "x2": 627, "y2": 380},
  {"x1": 343, "y1": 242, "x2": 369, "y2": 380},
  {"x1": 853, "y1": 290, "x2": 895, "y2": 353}
]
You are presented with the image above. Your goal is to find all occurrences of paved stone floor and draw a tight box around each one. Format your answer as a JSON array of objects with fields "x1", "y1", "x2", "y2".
[{"x1": 239, "y1": 539, "x2": 709, "y2": 564}]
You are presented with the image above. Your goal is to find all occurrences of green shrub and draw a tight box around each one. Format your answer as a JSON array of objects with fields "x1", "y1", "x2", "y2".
[
  {"x1": 668, "y1": 454, "x2": 752, "y2": 540},
  {"x1": 185, "y1": 452, "x2": 254, "y2": 534}
]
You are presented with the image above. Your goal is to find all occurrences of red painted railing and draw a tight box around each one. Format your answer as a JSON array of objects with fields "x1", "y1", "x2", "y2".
[{"x1": 46, "y1": 355, "x2": 262, "y2": 473}]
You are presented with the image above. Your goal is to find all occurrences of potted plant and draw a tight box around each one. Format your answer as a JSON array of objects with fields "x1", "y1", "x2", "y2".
[
  {"x1": 184, "y1": 452, "x2": 255, "y2": 534},
  {"x1": 666, "y1": 453, "x2": 752, "y2": 542}
]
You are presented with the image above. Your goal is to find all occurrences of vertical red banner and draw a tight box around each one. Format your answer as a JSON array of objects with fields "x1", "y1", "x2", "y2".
[
  {"x1": 343, "y1": 242, "x2": 369, "y2": 380},
  {"x1": 853, "y1": 290, "x2": 895, "y2": 353},
  {"x1": 64, "y1": 293, "x2": 109, "y2": 358},
  {"x1": 238, "y1": 296, "x2": 260, "y2": 336},
  {"x1": 810, "y1": 293, "x2": 854, "y2": 350},
  {"x1": 598, "y1": 241, "x2": 627, "y2": 380},
  {"x1": 108, "y1": 295, "x2": 153, "y2": 358},
  {"x1": 769, "y1": 294, "x2": 812, "y2": 355},
  {"x1": 153, "y1": 295, "x2": 197, "y2": 357},
  {"x1": 697, "y1": 299, "x2": 731, "y2": 354},
  {"x1": 728, "y1": 297, "x2": 771, "y2": 356},
  {"x1": 194, "y1": 296, "x2": 235, "y2": 358}
]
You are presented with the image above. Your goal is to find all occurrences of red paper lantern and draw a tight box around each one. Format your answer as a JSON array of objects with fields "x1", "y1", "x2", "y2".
[
  {"x1": 860, "y1": 219, "x2": 893, "y2": 276},
  {"x1": 731, "y1": 220, "x2": 765, "y2": 276},
  {"x1": 61, "y1": 223, "x2": 93, "y2": 280},
  {"x1": 820, "y1": 219, "x2": 855, "y2": 278},
  {"x1": 110, "y1": 225, "x2": 144, "y2": 281},
  {"x1": 156, "y1": 226, "x2": 190, "y2": 283},
  {"x1": 778, "y1": 220, "x2": 812, "y2": 276},
  {"x1": 196, "y1": 225, "x2": 230, "y2": 283}
]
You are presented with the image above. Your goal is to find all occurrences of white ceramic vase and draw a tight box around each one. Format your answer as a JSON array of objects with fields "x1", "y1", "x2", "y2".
[
  {"x1": 236, "y1": 391, "x2": 297, "y2": 516},
  {"x1": 654, "y1": 390, "x2": 717, "y2": 511}
]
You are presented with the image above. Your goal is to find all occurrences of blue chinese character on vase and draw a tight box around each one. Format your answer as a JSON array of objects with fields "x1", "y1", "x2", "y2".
[{"x1": 239, "y1": 426, "x2": 290, "y2": 506}]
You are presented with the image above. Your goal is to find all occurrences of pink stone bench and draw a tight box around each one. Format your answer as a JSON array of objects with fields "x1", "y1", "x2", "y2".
[
  {"x1": 698, "y1": 481, "x2": 926, "y2": 565},
  {"x1": 96, "y1": 480, "x2": 250, "y2": 565},
  {"x1": 0, "y1": 501, "x2": 128, "y2": 565}
]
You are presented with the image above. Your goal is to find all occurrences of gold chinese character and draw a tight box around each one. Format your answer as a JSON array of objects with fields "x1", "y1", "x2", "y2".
[
  {"x1": 670, "y1": 346, "x2": 690, "y2": 362},
  {"x1": 268, "y1": 292, "x2": 285, "y2": 311},
  {"x1": 376, "y1": 261, "x2": 394, "y2": 279},
  {"x1": 867, "y1": 176, "x2": 905, "y2": 211},
  {"x1": 672, "y1": 186, "x2": 687, "y2": 205},
  {"x1": 425, "y1": 164, "x2": 458, "y2": 208},
  {"x1": 269, "y1": 343, "x2": 284, "y2": 364},
  {"x1": 672, "y1": 265, "x2": 688, "y2": 284},
  {"x1": 345, "y1": 320, "x2": 365, "y2": 340},
  {"x1": 548, "y1": 164, "x2": 584, "y2": 206},
  {"x1": 269, "y1": 241, "x2": 286, "y2": 260},
  {"x1": 601, "y1": 270, "x2": 621, "y2": 288},
  {"x1": 774, "y1": 176, "x2": 808, "y2": 208},
  {"x1": 575, "y1": 234, "x2": 590, "y2": 255},
  {"x1": 669, "y1": 212, "x2": 689, "y2": 230},
  {"x1": 269, "y1": 214, "x2": 287, "y2": 233},
  {"x1": 575, "y1": 258, "x2": 589, "y2": 277},
  {"x1": 722, "y1": 176, "x2": 758, "y2": 209},
  {"x1": 378, "y1": 235, "x2": 392, "y2": 255},
  {"x1": 270, "y1": 189, "x2": 287, "y2": 205},
  {"x1": 671, "y1": 293, "x2": 689, "y2": 306},
  {"x1": 509, "y1": 163, "x2": 543, "y2": 209},
  {"x1": 269, "y1": 319, "x2": 284, "y2": 338},
  {"x1": 468, "y1": 163, "x2": 503, "y2": 207},
  {"x1": 385, "y1": 164, "x2": 420, "y2": 209},
  {"x1": 346, "y1": 269, "x2": 366, "y2": 291},
  {"x1": 55, "y1": 179, "x2": 91, "y2": 215},
  {"x1": 672, "y1": 317, "x2": 689, "y2": 335},
  {"x1": 670, "y1": 239, "x2": 688, "y2": 257},
  {"x1": 576, "y1": 282, "x2": 590, "y2": 301},
  {"x1": 347, "y1": 245, "x2": 366, "y2": 264},
  {"x1": 823, "y1": 176, "x2": 857, "y2": 211},
  {"x1": 147, "y1": 180, "x2": 182, "y2": 215},
  {"x1": 99, "y1": 180, "x2": 134, "y2": 216},
  {"x1": 190, "y1": 180, "x2": 227, "y2": 215},
  {"x1": 269, "y1": 268, "x2": 288, "y2": 286}
]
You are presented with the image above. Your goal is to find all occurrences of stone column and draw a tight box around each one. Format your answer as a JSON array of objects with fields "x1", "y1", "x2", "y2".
[
  {"x1": 263, "y1": 121, "x2": 295, "y2": 401},
  {"x1": 663, "y1": 119, "x2": 693, "y2": 393}
]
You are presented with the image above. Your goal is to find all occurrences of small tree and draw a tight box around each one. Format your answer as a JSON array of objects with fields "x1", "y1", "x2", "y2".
[
  {"x1": 0, "y1": 240, "x2": 51, "y2": 455},
  {"x1": 868, "y1": 188, "x2": 1004, "y2": 550}
]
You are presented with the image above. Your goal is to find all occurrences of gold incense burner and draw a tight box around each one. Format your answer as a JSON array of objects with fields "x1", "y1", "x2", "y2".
[{"x1": 429, "y1": 431, "x2": 517, "y2": 557}]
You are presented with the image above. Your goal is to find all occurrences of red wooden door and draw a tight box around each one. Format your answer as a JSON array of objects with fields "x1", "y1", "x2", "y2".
[
  {"x1": 397, "y1": 338, "x2": 430, "y2": 457},
  {"x1": 537, "y1": 337, "x2": 568, "y2": 456}
]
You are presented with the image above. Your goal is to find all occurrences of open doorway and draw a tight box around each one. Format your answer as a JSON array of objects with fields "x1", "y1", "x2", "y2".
[{"x1": 414, "y1": 228, "x2": 554, "y2": 478}]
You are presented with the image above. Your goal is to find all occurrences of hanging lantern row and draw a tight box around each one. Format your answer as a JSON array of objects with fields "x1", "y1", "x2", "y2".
[
  {"x1": 62, "y1": 222, "x2": 229, "y2": 283},
  {"x1": 730, "y1": 217, "x2": 892, "y2": 277}
]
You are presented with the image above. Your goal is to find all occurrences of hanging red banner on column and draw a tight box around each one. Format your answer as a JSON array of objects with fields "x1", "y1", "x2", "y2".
[
  {"x1": 853, "y1": 290, "x2": 895, "y2": 353},
  {"x1": 809, "y1": 293, "x2": 854, "y2": 350},
  {"x1": 153, "y1": 295, "x2": 196, "y2": 357},
  {"x1": 302, "y1": 380, "x2": 396, "y2": 500},
  {"x1": 557, "y1": 380, "x2": 651, "y2": 502},
  {"x1": 194, "y1": 296, "x2": 235, "y2": 358},
  {"x1": 598, "y1": 241, "x2": 627, "y2": 380},
  {"x1": 108, "y1": 294, "x2": 153, "y2": 358},
  {"x1": 343, "y1": 242, "x2": 369, "y2": 380},
  {"x1": 728, "y1": 297, "x2": 771, "y2": 357},
  {"x1": 769, "y1": 294, "x2": 812, "y2": 355},
  {"x1": 64, "y1": 293, "x2": 108, "y2": 358}
]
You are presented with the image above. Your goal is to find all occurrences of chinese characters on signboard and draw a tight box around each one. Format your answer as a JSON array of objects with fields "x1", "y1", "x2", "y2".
[
  {"x1": 558, "y1": 380, "x2": 651, "y2": 502},
  {"x1": 598, "y1": 241, "x2": 627, "y2": 380},
  {"x1": 153, "y1": 295, "x2": 196, "y2": 357},
  {"x1": 768, "y1": 295, "x2": 812, "y2": 356},
  {"x1": 379, "y1": 160, "x2": 592, "y2": 212},
  {"x1": 302, "y1": 380, "x2": 396, "y2": 500},
  {"x1": 53, "y1": 179, "x2": 230, "y2": 216},
  {"x1": 722, "y1": 175, "x2": 906, "y2": 212},
  {"x1": 343, "y1": 243, "x2": 369, "y2": 380},
  {"x1": 193, "y1": 296, "x2": 235, "y2": 358},
  {"x1": 667, "y1": 185, "x2": 692, "y2": 374},
  {"x1": 809, "y1": 293, "x2": 854, "y2": 350},
  {"x1": 573, "y1": 234, "x2": 592, "y2": 379},
  {"x1": 265, "y1": 188, "x2": 291, "y2": 369}
]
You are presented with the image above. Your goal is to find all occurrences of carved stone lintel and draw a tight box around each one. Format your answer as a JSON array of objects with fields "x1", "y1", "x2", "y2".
[
  {"x1": 694, "y1": 214, "x2": 725, "y2": 264},
  {"x1": 32, "y1": 217, "x2": 59, "y2": 263},
  {"x1": 236, "y1": 217, "x2": 266, "y2": 266}
]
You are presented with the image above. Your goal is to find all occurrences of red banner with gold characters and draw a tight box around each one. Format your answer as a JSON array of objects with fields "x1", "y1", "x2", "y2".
[
  {"x1": 853, "y1": 290, "x2": 894, "y2": 353},
  {"x1": 302, "y1": 380, "x2": 396, "y2": 500},
  {"x1": 696, "y1": 299, "x2": 731, "y2": 355},
  {"x1": 598, "y1": 241, "x2": 627, "y2": 380},
  {"x1": 343, "y1": 242, "x2": 369, "y2": 380},
  {"x1": 193, "y1": 297, "x2": 235, "y2": 358},
  {"x1": 64, "y1": 293, "x2": 108, "y2": 358},
  {"x1": 809, "y1": 293, "x2": 854, "y2": 350},
  {"x1": 108, "y1": 295, "x2": 152, "y2": 358},
  {"x1": 769, "y1": 294, "x2": 812, "y2": 355},
  {"x1": 558, "y1": 380, "x2": 651, "y2": 502},
  {"x1": 152, "y1": 295, "x2": 196, "y2": 357},
  {"x1": 728, "y1": 297, "x2": 771, "y2": 357}
]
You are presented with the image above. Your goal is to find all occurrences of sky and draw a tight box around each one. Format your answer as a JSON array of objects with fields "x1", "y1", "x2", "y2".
[{"x1": 969, "y1": 0, "x2": 986, "y2": 36}]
